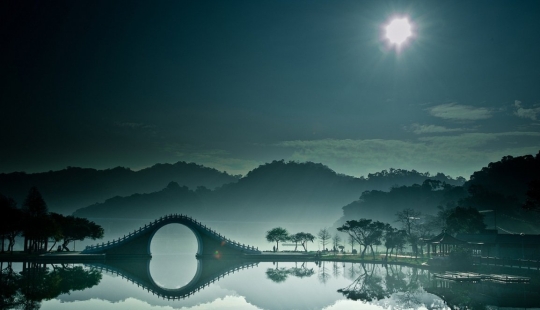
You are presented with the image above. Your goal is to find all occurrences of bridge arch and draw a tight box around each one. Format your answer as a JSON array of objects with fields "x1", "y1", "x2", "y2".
[
  {"x1": 147, "y1": 222, "x2": 203, "y2": 256},
  {"x1": 82, "y1": 214, "x2": 261, "y2": 257}
]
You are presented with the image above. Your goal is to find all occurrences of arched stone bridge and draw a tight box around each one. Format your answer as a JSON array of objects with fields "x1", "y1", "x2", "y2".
[
  {"x1": 86, "y1": 258, "x2": 258, "y2": 300},
  {"x1": 82, "y1": 214, "x2": 261, "y2": 257}
]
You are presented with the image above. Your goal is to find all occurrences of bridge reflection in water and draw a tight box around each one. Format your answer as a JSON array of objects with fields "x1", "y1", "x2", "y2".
[
  {"x1": 80, "y1": 214, "x2": 266, "y2": 300},
  {"x1": 86, "y1": 258, "x2": 258, "y2": 300}
]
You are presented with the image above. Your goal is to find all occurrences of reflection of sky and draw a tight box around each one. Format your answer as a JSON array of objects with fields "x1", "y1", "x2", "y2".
[
  {"x1": 43, "y1": 296, "x2": 261, "y2": 310},
  {"x1": 51, "y1": 256, "x2": 447, "y2": 310}
]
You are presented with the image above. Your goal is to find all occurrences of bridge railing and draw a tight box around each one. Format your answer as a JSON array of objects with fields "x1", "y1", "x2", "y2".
[{"x1": 84, "y1": 214, "x2": 260, "y2": 253}]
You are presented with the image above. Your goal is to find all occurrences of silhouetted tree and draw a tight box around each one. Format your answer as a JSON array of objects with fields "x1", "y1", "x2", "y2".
[
  {"x1": 395, "y1": 209, "x2": 422, "y2": 258},
  {"x1": 49, "y1": 213, "x2": 104, "y2": 251},
  {"x1": 0, "y1": 195, "x2": 23, "y2": 253},
  {"x1": 337, "y1": 219, "x2": 386, "y2": 259},
  {"x1": 266, "y1": 227, "x2": 289, "y2": 252},
  {"x1": 298, "y1": 232, "x2": 315, "y2": 252},
  {"x1": 289, "y1": 233, "x2": 302, "y2": 251},
  {"x1": 21, "y1": 187, "x2": 51, "y2": 253},
  {"x1": 348, "y1": 234, "x2": 356, "y2": 253},
  {"x1": 383, "y1": 225, "x2": 406, "y2": 260},
  {"x1": 445, "y1": 207, "x2": 486, "y2": 235},
  {"x1": 318, "y1": 228, "x2": 331, "y2": 251},
  {"x1": 332, "y1": 234, "x2": 342, "y2": 254}
]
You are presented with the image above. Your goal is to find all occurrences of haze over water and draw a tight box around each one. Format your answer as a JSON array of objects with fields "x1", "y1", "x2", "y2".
[{"x1": 4, "y1": 234, "x2": 540, "y2": 310}]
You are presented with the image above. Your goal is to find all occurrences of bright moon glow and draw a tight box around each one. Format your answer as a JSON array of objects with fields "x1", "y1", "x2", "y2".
[{"x1": 385, "y1": 18, "x2": 412, "y2": 45}]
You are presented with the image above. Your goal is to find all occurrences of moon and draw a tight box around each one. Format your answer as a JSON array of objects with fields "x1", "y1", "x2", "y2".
[{"x1": 385, "y1": 18, "x2": 412, "y2": 46}]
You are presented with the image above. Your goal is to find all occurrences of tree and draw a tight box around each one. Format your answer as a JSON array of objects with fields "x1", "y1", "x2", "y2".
[
  {"x1": 49, "y1": 213, "x2": 104, "y2": 251},
  {"x1": 318, "y1": 228, "x2": 331, "y2": 251},
  {"x1": 445, "y1": 206, "x2": 486, "y2": 235},
  {"x1": 348, "y1": 234, "x2": 356, "y2": 253},
  {"x1": 332, "y1": 234, "x2": 342, "y2": 254},
  {"x1": 266, "y1": 227, "x2": 289, "y2": 252},
  {"x1": 395, "y1": 209, "x2": 422, "y2": 258},
  {"x1": 21, "y1": 187, "x2": 51, "y2": 253},
  {"x1": 0, "y1": 194, "x2": 23, "y2": 253},
  {"x1": 337, "y1": 219, "x2": 386, "y2": 259},
  {"x1": 523, "y1": 180, "x2": 540, "y2": 212},
  {"x1": 298, "y1": 232, "x2": 315, "y2": 252},
  {"x1": 289, "y1": 233, "x2": 303, "y2": 252},
  {"x1": 383, "y1": 225, "x2": 407, "y2": 260}
]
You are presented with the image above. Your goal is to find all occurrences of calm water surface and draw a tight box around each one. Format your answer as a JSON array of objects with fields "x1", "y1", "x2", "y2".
[
  {"x1": 2, "y1": 255, "x2": 540, "y2": 310},
  {"x1": 3, "y1": 225, "x2": 540, "y2": 309}
]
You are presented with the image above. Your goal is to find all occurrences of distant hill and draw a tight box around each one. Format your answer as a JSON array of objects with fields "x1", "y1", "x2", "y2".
[
  {"x1": 201, "y1": 161, "x2": 464, "y2": 223},
  {"x1": 0, "y1": 162, "x2": 239, "y2": 214},
  {"x1": 335, "y1": 152, "x2": 540, "y2": 234},
  {"x1": 465, "y1": 152, "x2": 540, "y2": 199},
  {"x1": 334, "y1": 180, "x2": 468, "y2": 228},
  {"x1": 71, "y1": 160, "x2": 464, "y2": 232},
  {"x1": 73, "y1": 181, "x2": 202, "y2": 219},
  {"x1": 460, "y1": 151, "x2": 540, "y2": 233}
]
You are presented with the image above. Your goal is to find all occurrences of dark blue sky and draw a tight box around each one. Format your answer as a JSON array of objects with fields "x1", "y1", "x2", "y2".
[{"x1": 2, "y1": 0, "x2": 540, "y2": 178}]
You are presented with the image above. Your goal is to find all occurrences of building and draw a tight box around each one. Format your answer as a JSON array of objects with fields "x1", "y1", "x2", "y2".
[{"x1": 457, "y1": 230, "x2": 540, "y2": 260}]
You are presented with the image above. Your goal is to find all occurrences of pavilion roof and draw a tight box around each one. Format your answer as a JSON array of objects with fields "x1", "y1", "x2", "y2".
[{"x1": 423, "y1": 231, "x2": 468, "y2": 244}]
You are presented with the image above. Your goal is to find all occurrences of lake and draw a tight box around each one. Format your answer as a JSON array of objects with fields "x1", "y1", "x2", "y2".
[
  {"x1": 3, "y1": 225, "x2": 540, "y2": 309},
  {"x1": 2, "y1": 254, "x2": 540, "y2": 310}
]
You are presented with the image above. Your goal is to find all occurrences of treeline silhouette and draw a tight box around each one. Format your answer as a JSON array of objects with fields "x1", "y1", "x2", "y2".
[
  {"x1": 0, "y1": 187, "x2": 103, "y2": 253},
  {"x1": 337, "y1": 151, "x2": 540, "y2": 234},
  {"x1": 0, "y1": 161, "x2": 240, "y2": 214}
]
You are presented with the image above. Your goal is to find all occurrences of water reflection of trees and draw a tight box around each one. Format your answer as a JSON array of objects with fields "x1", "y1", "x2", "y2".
[
  {"x1": 0, "y1": 262, "x2": 101, "y2": 309},
  {"x1": 338, "y1": 263, "x2": 438, "y2": 309},
  {"x1": 265, "y1": 262, "x2": 315, "y2": 283},
  {"x1": 317, "y1": 261, "x2": 331, "y2": 284}
]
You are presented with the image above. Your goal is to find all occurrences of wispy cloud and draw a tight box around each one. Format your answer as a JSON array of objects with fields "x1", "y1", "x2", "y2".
[
  {"x1": 429, "y1": 103, "x2": 492, "y2": 121},
  {"x1": 407, "y1": 123, "x2": 465, "y2": 134},
  {"x1": 276, "y1": 133, "x2": 540, "y2": 178},
  {"x1": 514, "y1": 100, "x2": 540, "y2": 120}
]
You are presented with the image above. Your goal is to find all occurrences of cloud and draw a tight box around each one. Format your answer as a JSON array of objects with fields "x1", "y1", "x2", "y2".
[
  {"x1": 429, "y1": 103, "x2": 492, "y2": 121},
  {"x1": 514, "y1": 100, "x2": 540, "y2": 120},
  {"x1": 407, "y1": 123, "x2": 465, "y2": 134},
  {"x1": 275, "y1": 132, "x2": 540, "y2": 178}
]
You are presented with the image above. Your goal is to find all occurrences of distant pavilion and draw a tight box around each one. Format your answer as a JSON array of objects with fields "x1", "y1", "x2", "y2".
[{"x1": 423, "y1": 231, "x2": 468, "y2": 257}]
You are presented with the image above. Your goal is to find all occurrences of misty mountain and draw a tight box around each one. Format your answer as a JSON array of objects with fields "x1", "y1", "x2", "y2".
[
  {"x1": 72, "y1": 160, "x2": 464, "y2": 227},
  {"x1": 0, "y1": 162, "x2": 239, "y2": 214},
  {"x1": 202, "y1": 161, "x2": 464, "y2": 223},
  {"x1": 334, "y1": 180, "x2": 468, "y2": 228},
  {"x1": 335, "y1": 152, "x2": 540, "y2": 234},
  {"x1": 74, "y1": 181, "x2": 203, "y2": 219}
]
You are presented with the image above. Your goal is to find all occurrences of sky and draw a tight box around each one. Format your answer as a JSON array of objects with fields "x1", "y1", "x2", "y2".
[{"x1": 2, "y1": 0, "x2": 540, "y2": 179}]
